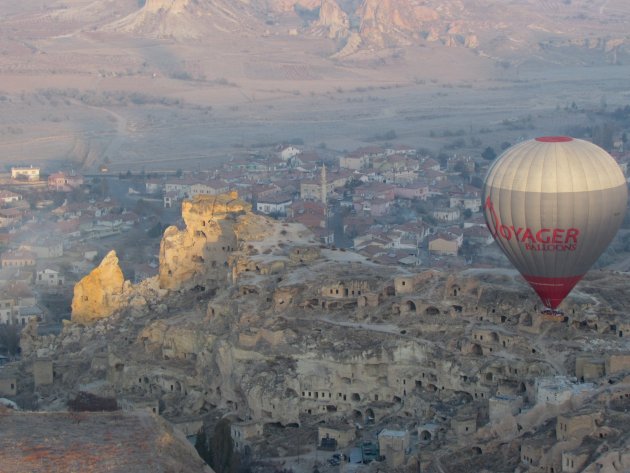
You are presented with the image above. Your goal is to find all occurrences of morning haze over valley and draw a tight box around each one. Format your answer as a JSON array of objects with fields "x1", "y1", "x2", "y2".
[{"x1": 2, "y1": 1, "x2": 630, "y2": 472}]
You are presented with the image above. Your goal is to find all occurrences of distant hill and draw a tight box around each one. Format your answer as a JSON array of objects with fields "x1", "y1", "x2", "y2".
[
  {"x1": 94, "y1": 0, "x2": 629, "y2": 63},
  {"x1": 3, "y1": 0, "x2": 628, "y2": 63}
]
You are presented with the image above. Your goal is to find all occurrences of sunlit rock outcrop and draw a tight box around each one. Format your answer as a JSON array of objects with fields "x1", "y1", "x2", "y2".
[
  {"x1": 158, "y1": 192, "x2": 249, "y2": 291},
  {"x1": 71, "y1": 250, "x2": 125, "y2": 324}
]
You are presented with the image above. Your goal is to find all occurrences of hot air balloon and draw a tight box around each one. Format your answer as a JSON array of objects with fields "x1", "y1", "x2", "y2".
[{"x1": 482, "y1": 136, "x2": 627, "y2": 311}]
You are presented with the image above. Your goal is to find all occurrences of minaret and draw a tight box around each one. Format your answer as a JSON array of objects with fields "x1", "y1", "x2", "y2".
[{"x1": 321, "y1": 163, "x2": 327, "y2": 206}]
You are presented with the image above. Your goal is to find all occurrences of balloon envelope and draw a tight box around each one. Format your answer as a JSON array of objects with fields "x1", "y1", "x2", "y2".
[{"x1": 482, "y1": 136, "x2": 627, "y2": 309}]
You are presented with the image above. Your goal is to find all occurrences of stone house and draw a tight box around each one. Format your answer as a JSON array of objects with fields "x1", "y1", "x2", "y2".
[
  {"x1": 321, "y1": 281, "x2": 371, "y2": 299},
  {"x1": 489, "y1": 395, "x2": 523, "y2": 423},
  {"x1": 378, "y1": 429, "x2": 409, "y2": 469},
  {"x1": 256, "y1": 193, "x2": 293, "y2": 216},
  {"x1": 463, "y1": 225, "x2": 493, "y2": 246},
  {"x1": 446, "y1": 155, "x2": 476, "y2": 173},
  {"x1": 536, "y1": 376, "x2": 592, "y2": 405},
  {"x1": 145, "y1": 179, "x2": 164, "y2": 194},
  {"x1": 317, "y1": 424, "x2": 355, "y2": 449},
  {"x1": 433, "y1": 207, "x2": 461, "y2": 222},
  {"x1": 11, "y1": 166, "x2": 39, "y2": 181},
  {"x1": 393, "y1": 271, "x2": 437, "y2": 295},
  {"x1": 120, "y1": 398, "x2": 159, "y2": 415},
  {"x1": 299, "y1": 179, "x2": 325, "y2": 201},
  {"x1": 21, "y1": 240, "x2": 63, "y2": 258},
  {"x1": 279, "y1": 146, "x2": 301, "y2": 161},
  {"x1": 47, "y1": 171, "x2": 84, "y2": 191},
  {"x1": 394, "y1": 182, "x2": 430, "y2": 200},
  {"x1": 449, "y1": 194, "x2": 482, "y2": 213},
  {"x1": 0, "y1": 190, "x2": 22, "y2": 204},
  {"x1": 16, "y1": 306, "x2": 43, "y2": 326},
  {"x1": 190, "y1": 180, "x2": 229, "y2": 197},
  {"x1": 0, "y1": 377, "x2": 17, "y2": 396},
  {"x1": 561, "y1": 448, "x2": 590, "y2": 473},
  {"x1": 556, "y1": 412, "x2": 600, "y2": 441},
  {"x1": 0, "y1": 291, "x2": 17, "y2": 324},
  {"x1": 521, "y1": 438, "x2": 547, "y2": 469},
  {"x1": 1, "y1": 250, "x2": 36, "y2": 268},
  {"x1": 163, "y1": 190, "x2": 177, "y2": 208},
  {"x1": 451, "y1": 415, "x2": 477, "y2": 437},
  {"x1": 369, "y1": 198, "x2": 391, "y2": 216},
  {"x1": 35, "y1": 268, "x2": 64, "y2": 287},
  {"x1": 0, "y1": 208, "x2": 23, "y2": 228},
  {"x1": 605, "y1": 353, "x2": 630, "y2": 375},
  {"x1": 394, "y1": 276, "x2": 415, "y2": 295},
  {"x1": 231, "y1": 421, "x2": 264, "y2": 451},
  {"x1": 428, "y1": 234, "x2": 462, "y2": 256},
  {"x1": 340, "y1": 146, "x2": 385, "y2": 170},
  {"x1": 575, "y1": 356, "x2": 605, "y2": 381},
  {"x1": 339, "y1": 153, "x2": 367, "y2": 170}
]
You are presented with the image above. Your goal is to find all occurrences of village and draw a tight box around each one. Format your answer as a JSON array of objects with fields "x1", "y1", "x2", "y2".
[
  {"x1": 0, "y1": 142, "x2": 487, "y2": 341},
  {"x1": 1, "y1": 139, "x2": 630, "y2": 471},
  {"x1": 2, "y1": 138, "x2": 630, "y2": 342}
]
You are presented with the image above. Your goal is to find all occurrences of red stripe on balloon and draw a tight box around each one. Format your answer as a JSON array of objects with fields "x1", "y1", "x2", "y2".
[
  {"x1": 522, "y1": 274, "x2": 584, "y2": 309},
  {"x1": 535, "y1": 136, "x2": 573, "y2": 142}
]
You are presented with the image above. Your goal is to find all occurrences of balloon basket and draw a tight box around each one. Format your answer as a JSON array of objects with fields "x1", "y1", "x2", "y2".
[{"x1": 541, "y1": 308, "x2": 566, "y2": 322}]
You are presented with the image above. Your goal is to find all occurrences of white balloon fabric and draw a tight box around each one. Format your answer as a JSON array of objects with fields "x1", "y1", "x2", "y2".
[{"x1": 483, "y1": 136, "x2": 627, "y2": 309}]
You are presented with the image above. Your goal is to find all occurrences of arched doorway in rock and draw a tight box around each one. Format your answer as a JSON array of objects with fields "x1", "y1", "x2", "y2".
[{"x1": 425, "y1": 306, "x2": 440, "y2": 316}]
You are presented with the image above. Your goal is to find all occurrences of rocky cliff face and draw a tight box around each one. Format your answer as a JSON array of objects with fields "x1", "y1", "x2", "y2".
[
  {"x1": 23, "y1": 192, "x2": 630, "y2": 472},
  {"x1": 358, "y1": 0, "x2": 423, "y2": 47},
  {"x1": 314, "y1": 0, "x2": 349, "y2": 39},
  {"x1": 104, "y1": 0, "x2": 260, "y2": 39},
  {"x1": 98, "y1": 0, "x2": 628, "y2": 59},
  {"x1": 159, "y1": 192, "x2": 249, "y2": 291},
  {"x1": 71, "y1": 250, "x2": 126, "y2": 324}
]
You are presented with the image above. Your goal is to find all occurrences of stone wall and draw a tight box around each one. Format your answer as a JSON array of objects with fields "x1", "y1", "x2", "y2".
[
  {"x1": 33, "y1": 358, "x2": 53, "y2": 386},
  {"x1": 0, "y1": 377, "x2": 17, "y2": 396}
]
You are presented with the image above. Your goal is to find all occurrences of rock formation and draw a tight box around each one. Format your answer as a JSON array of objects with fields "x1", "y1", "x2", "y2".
[
  {"x1": 270, "y1": 0, "x2": 321, "y2": 12},
  {"x1": 158, "y1": 192, "x2": 249, "y2": 291},
  {"x1": 17, "y1": 192, "x2": 630, "y2": 472},
  {"x1": 71, "y1": 250, "x2": 125, "y2": 324},
  {"x1": 358, "y1": 0, "x2": 423, "y2": 47},
  {"x1": 0, "y1": 410, "x2": 214, "y2": 473},
  {"x1": 104, "y1": 0, "x2": 258, "y2": 40},
  {"x1": 97, "y1": 0, "x2": 629, "y2": 60},
  {"x1": 314, "y1": 0, "x2": 349, "y2": 39}
]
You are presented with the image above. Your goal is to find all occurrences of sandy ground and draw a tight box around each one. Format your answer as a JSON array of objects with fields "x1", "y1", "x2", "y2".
[{"x1": 1, "y1": 2, "x2": 630, "y2": 174}]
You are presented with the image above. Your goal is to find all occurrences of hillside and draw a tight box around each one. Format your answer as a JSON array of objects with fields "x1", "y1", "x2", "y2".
[
  {"x1": 10, "y1": 193, "x2": 630, "y2": 473},
  {"x1": 4, "y1": 0, "x2": 629, "y2": 60}
]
